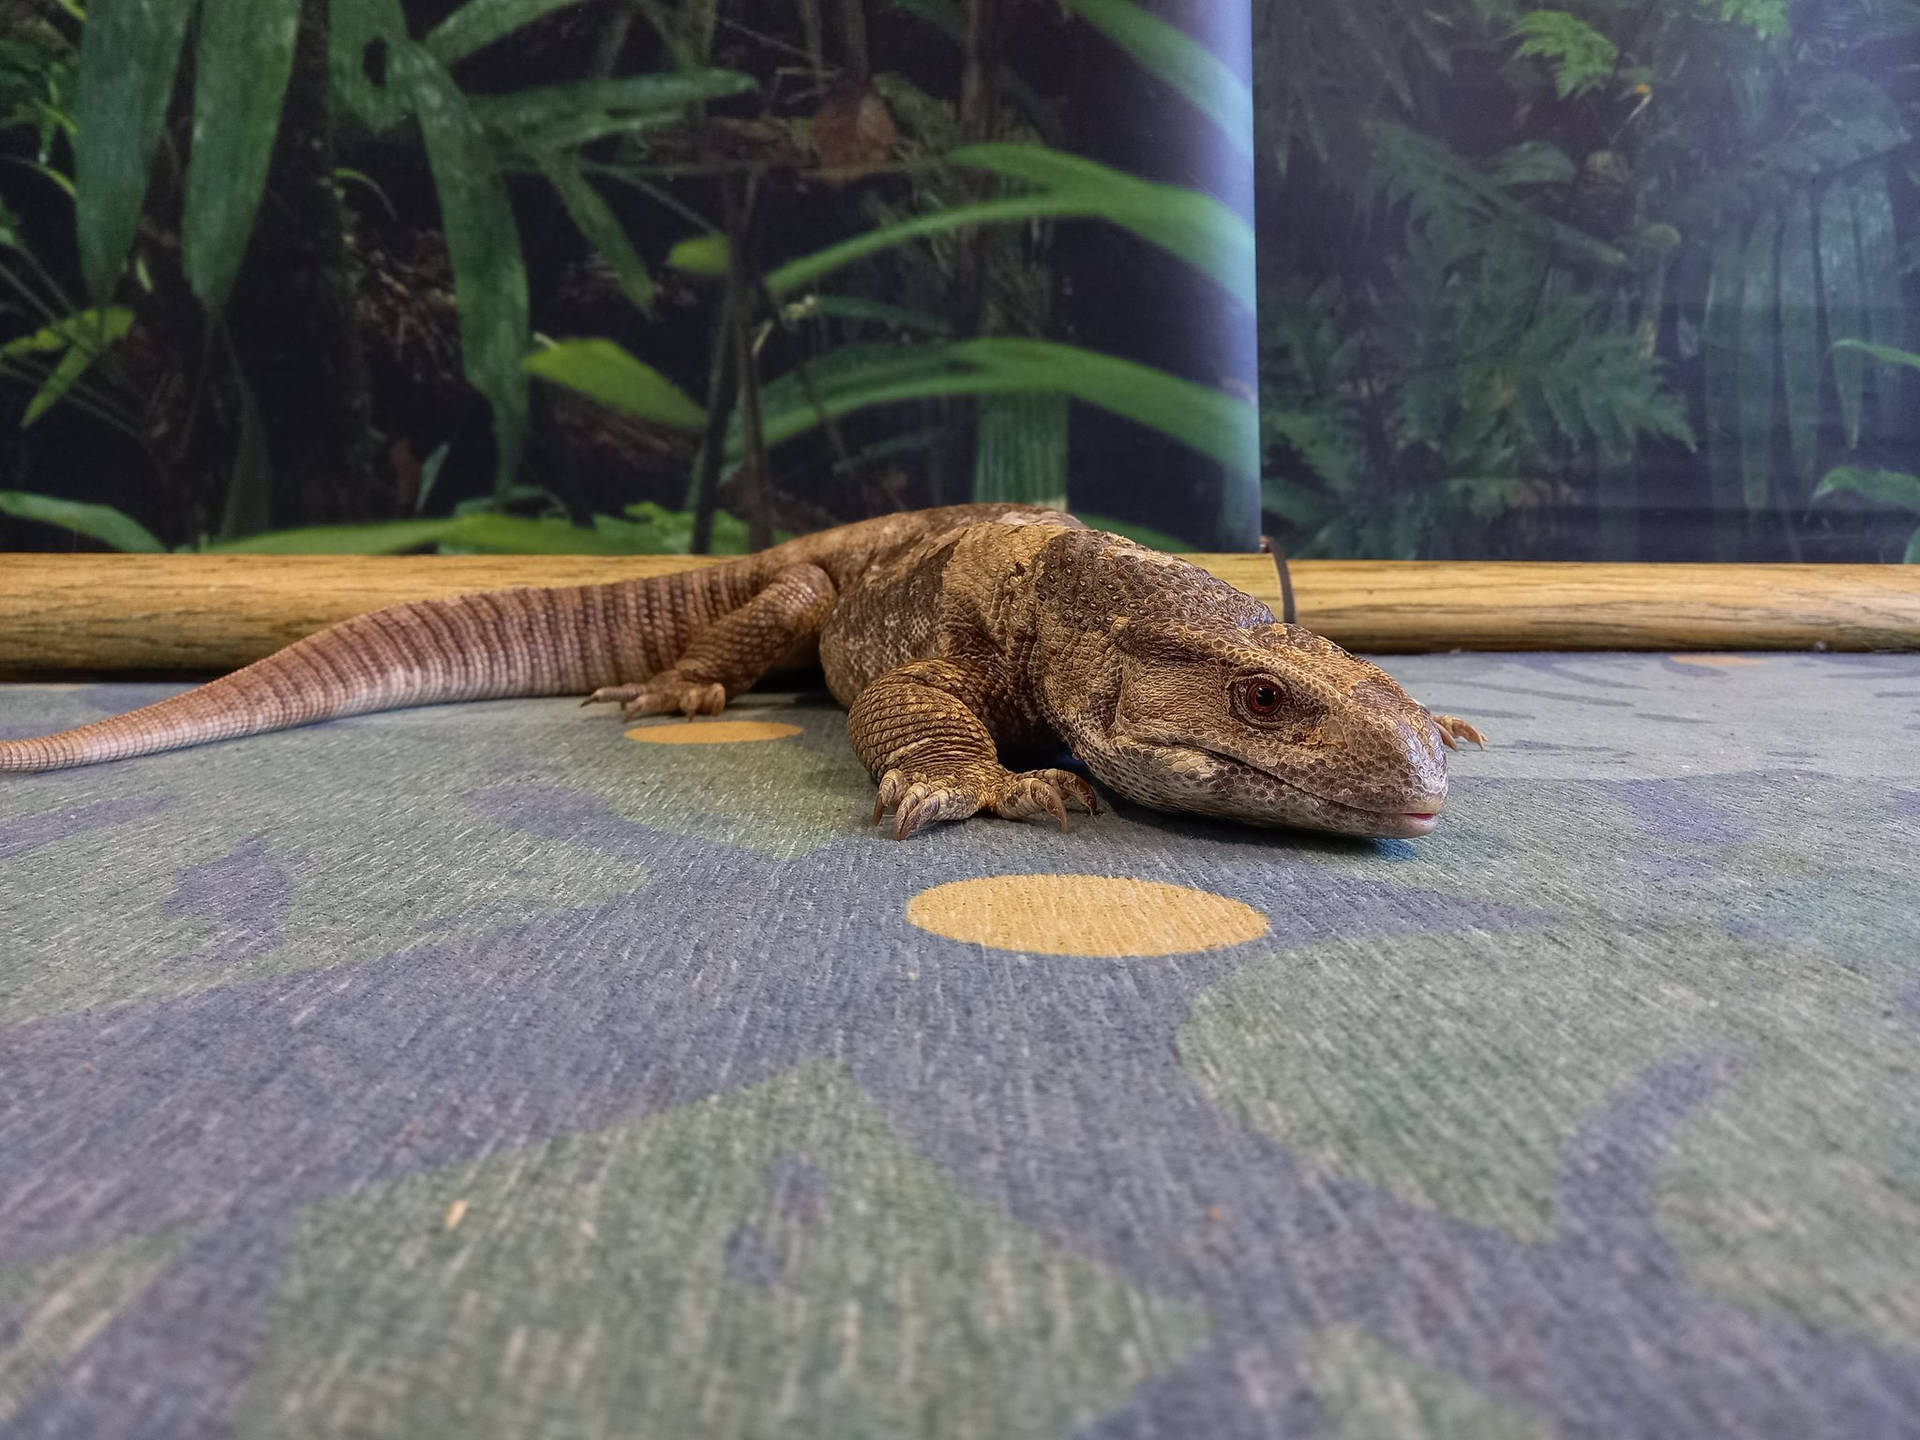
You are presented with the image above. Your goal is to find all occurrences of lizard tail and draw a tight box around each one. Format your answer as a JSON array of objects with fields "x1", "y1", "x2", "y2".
[{"x1": 0, "y1": 565, "x2": 761, "y2": 773}]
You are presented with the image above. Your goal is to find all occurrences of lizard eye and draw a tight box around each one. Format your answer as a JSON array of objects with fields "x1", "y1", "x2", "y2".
[{"x1": 1234, "y1": 677, "x2": 1288, "y2": 721}]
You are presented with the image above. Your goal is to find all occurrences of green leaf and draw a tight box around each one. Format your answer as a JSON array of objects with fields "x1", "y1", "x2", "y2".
[
  {"x1": 786, "y1": 294, "x2": 953, "y2": 335},
  {"x1": 972, "y1": 390, "x2": 1067, "y2": 506},
  {"x1": 218, "y1": 364, "x2": 274, "y2": 539},
  {"x1": 1813, "y1": 466, "x2": 1920, "y2": 513},
  {"x1": 1073, "y1": 512, "x2": 1195, "y2": 552},
  {"x1": 202, "y1": 513, "x2": 648, "y2": 554},
  {"x1": 1487, "y1": 140, "x2": 1575, "y2": 189},
  {"x1": 1819, "y1": 178, "x2": 1867, "y2": 448},
  {"x1": 1702, "y1": 225, "x2": 1745, "y2": 546},
  {"x1": 765, "y1": 144, "x2": 1255, "y2": 312},
  {"x1": 742, "y1": 337, "x2": 1257, "y2": 478},
  {"x1": 1778, "y1": 191, "x2": 1821, "y2": 486},
  {"x1": 0, "y1": 489, "x2": 164, "y2": 550},
  {"x1": 424, "y1": 0, "x2": 590, "y2": 66},
  {"x1": 1064, "y1": 0, "x2": 1251, "y2": 157},
  {"x1": 73, "y1": 0, "x2": 194, "y2": 300},
  {"x1": 666, "y1": 232, "x2": 729, "y2": 275},
  {"x1": 1851, "y1": 170, "x2": 1904, "y2": 438},
  {"x1": 1512, "y1": 11, "x2": 1618, "y2": 100},
  {"x1": 471, "y1": 70, "x2": 753, "y2": 144},
  {"x1": 391, "y1": 41, "x2": 530, "y2": 496},
  {"x1": 329, "y1": 0, "x2": 412, "y2": 133},
  {"x1": 536, "y1": 156, "x2": 654, "y2": 314},
  {"x1": 1736, "y1": 213, "x2": 1778, "y2": 512},
  {"x1": 2, "y1": 305, "x2": 133, "y2": 424},
  {"x1": 888, "y1": 0, "x2": 963, "y2": 43},
  {"x1": 181, "y1": 0, "x2": 302, "y2": 313},
  {"x1": 523, "y1": 338, "x2": 706, "y2": 430},
  {"x1": 1834, "y1": 338, "x2": 1920, "y2": 373}
]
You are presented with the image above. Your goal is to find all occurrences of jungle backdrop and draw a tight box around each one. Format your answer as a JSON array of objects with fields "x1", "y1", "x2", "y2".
[{"x1": 0, "y1": 0, "x2": 1914, "y2": 561}]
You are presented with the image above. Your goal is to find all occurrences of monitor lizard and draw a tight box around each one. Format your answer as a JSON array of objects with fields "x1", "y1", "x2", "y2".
[{"x1": 0, "y1": 504, "x2": 1483, "y2": 839}]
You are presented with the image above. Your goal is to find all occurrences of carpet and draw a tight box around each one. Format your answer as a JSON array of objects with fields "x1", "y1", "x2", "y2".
[{"x1": 2, "y1": 651, "x2": 1917, "y2": 1438}]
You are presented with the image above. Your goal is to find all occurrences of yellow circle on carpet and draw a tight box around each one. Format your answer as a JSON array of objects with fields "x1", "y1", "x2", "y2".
[
  {"x1": 907, "y1": 875, "x2": 1268, "y2": 957},
  {"x1": 625, "y1": 720, "x2": 802, "y2": 744}
]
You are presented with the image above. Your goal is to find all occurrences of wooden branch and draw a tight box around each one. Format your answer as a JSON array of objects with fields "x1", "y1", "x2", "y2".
[{"x1": 0, "y1": 554, "x2": 1914, "y2": 674}]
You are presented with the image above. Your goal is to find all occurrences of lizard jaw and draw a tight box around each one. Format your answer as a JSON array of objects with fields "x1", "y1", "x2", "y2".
[{"x1": 1108, "y1": 734, "x2": 1447, "y2": 838}]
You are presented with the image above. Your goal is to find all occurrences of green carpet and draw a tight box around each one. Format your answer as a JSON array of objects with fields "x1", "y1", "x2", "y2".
[{"x1": 2, "y1": 651, "x2": 1917, "y2": 1438}]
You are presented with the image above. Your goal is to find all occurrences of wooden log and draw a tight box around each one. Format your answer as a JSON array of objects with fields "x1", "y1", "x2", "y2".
[{"x1": 0, "y1": 552, "x2": 1916, "y2": 674}]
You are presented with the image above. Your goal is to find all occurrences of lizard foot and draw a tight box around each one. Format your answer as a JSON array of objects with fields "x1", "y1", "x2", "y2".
[
  {"x1": 583, "y1": 675, "x2": 728, "y2": 720},
  {"x1": 1432, "y1": 714, "x2": 1486, "y2": 749},
  {"x1": 872, "y1": 764, "x2": 1100, "y2": 841}
]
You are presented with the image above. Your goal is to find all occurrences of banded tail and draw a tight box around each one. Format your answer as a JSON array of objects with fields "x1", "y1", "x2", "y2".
[{"x1": 0, "y1": 562, "x2": 764, "y2": 773}]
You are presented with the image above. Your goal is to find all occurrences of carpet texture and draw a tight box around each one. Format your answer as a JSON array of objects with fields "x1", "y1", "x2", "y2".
[{"x1": 2, "y1": 651, "x2": 1917, "y2": 1439}]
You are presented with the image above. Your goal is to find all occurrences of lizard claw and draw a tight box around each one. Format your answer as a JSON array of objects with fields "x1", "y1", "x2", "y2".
[
  {"x1": 1432, "y1": 714, "x2": 1486, "y2": 750},
  {"x1": 588, "y1": 674, "x2": 729, "y2": 721},
  {"x1": 871, "y1": 765, "x2": 1100, "y2": 840}
]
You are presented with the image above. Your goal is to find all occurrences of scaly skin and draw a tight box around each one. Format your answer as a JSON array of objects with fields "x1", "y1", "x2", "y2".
[{"x1": 0, "y1": 506, "x2": 1482, "y2": 838}]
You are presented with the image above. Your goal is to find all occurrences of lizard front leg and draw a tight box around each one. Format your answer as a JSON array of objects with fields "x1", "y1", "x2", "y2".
[
  {"x1": 847, "y1": 658, "x2": 1099, "y2": 840},
  {"x1": 586, "y1": 563, "x2": 835, "y2": 719}
]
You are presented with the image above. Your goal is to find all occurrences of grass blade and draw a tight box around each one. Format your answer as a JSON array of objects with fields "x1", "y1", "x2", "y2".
[
  {"x1": 1065, "y1": 0, "x2": 1250, "y2": 157},
  {"x1": 524, "y1": 337, "x2": 706, "y2": 429},
  {"x1": 182, "y1": 0, "x2": 302, "y2": 313},
  {"x1": 471, "y1": 70, "x2": 753, "y2": 140},
  {"x1": 742, "y1": 337, "x2": 1256, "y2": 476},
  {"x1": 425, "y1": 0, "x2": 589, "y2": 66},
  {"x1": 1814, "y1": 466, "x2": 1920, "y2": 511},
  {"x1": 0, "y1": 489, "x2": 165, "y2": 550},
  {"x1": 765, "y1": 144, "x2": 1254, "y2": 310},
  {"x1": 537, "y1": 156, "x2": 654, "y2": 314}
]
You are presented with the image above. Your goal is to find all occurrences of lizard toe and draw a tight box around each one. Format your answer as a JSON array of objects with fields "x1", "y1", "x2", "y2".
[
  {"x1": 988, "y1": 769, "x2": 1096, "y2": 831},
  {"x1": 582, "y1": 684, "x2": 643, "y2": 708},
  {"x1": 1432, "y1": 714, "x2": 1486, "y2": 749},
  {"x1": 890, "y1": 781, "x2": 985, "y2": 840},
  {"x1": 613, "y1": 674, "x2": 731, "y2": 721}
]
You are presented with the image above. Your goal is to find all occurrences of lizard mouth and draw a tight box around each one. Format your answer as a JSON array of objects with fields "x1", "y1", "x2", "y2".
[{"x1": 1129, "y1": 734, "x2": 1445, "y2": 836}]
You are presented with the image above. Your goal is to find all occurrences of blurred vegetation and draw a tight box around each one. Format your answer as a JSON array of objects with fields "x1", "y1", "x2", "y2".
[
  {"x1": 1253, "y1": 0, "x2": 1919, "y2": 560},
  {"x1": 0, "y1": 0, "x2": 1257, "y2": 556},
  {"x1": 4, "y1": 0, "x2": 1913, "y2": 561}
]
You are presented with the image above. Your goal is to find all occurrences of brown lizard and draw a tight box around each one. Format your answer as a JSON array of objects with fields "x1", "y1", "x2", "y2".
[{"x1": 0, "y1": 505, "x2": 1483, "y2": 838}]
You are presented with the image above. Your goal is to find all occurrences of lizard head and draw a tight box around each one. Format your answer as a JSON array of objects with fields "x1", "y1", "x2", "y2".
[{"x1": 1080, "y1": 618, "x2": 1467, "y2": 839}]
